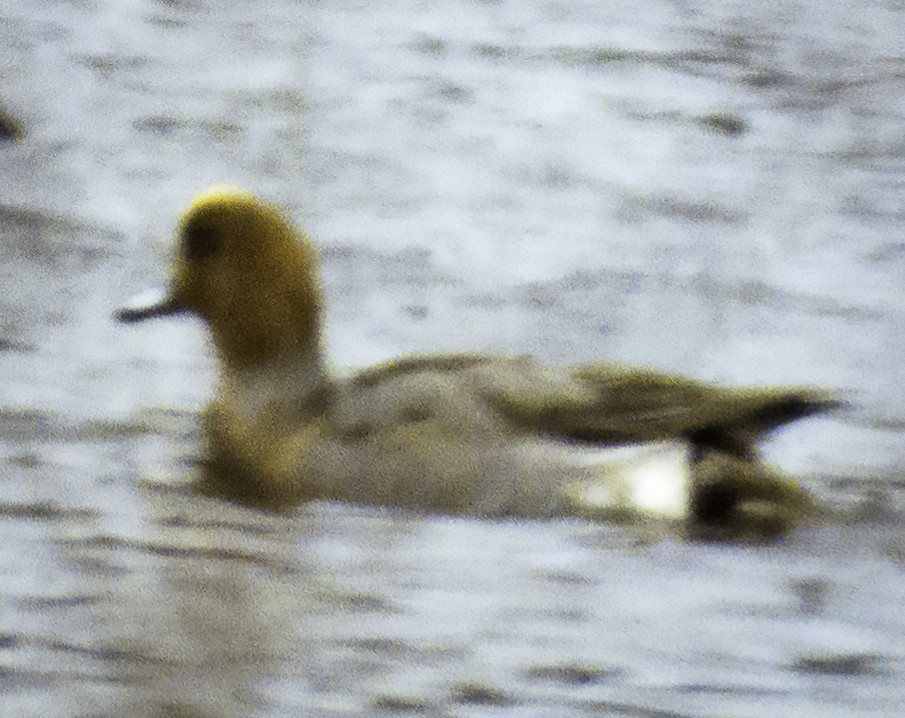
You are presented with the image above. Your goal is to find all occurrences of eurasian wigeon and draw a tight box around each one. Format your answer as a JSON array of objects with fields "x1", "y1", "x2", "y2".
[{"x1": 118, "y1": 186, "x2": 839, "y2": 540}]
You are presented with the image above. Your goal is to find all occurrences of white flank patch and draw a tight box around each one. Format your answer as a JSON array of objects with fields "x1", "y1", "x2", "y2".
[{"x1": 568, "y1": 442, "x2": 691, "y2": 520}]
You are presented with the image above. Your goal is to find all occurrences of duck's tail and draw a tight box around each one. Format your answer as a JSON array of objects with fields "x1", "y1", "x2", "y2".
[{"x1": 685, "y1": 389, "x2": 844, "y2": 460}]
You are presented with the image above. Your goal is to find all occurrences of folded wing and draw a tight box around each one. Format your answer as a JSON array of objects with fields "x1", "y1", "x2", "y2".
[{"x1": 484, "y1": 361, "x2": 841, "y2": 457}]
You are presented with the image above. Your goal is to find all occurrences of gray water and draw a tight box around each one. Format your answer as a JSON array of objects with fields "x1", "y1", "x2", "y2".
[{"x1": 2, "y1": 1, "x2": 905, "y2": 715}]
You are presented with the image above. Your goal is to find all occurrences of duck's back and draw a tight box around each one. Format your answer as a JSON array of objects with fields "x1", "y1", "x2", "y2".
[
  {"x1": 307, "y1": 355, "x2": 585, "y2": 517},
  {"x1": 300, "y1": 356, "x2": 696, "y2": 519}
]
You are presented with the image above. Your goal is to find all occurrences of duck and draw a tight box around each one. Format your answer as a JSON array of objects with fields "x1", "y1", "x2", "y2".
[{"x1": 117, "y1": 186, "x2": 840, "y2": 540}]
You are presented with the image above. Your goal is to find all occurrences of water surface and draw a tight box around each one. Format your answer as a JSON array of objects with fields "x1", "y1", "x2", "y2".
[{"x1": 1, "y1": 1, "x2": 904, "y2": 715}]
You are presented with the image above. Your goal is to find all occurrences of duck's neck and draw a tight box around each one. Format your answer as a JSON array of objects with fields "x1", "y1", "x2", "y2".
[{"x1": 217, "y1": 343, "x2": 332, "y2": 430}]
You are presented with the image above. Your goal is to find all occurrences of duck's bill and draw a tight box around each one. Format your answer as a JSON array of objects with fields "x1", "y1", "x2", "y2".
[{"x1": 115, "y1": 286, "x2": 185, "y2": 323}]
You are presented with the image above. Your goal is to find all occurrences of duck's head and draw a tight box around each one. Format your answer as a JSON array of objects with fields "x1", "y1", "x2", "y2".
[{"x1": 117, "y1": 186, "x2": 323, "y2": 370}]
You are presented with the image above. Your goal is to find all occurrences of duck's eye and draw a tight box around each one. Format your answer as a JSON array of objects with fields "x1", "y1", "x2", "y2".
[{"x1": 182, "y1": 221, "x2": 220, "y2": 260}]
